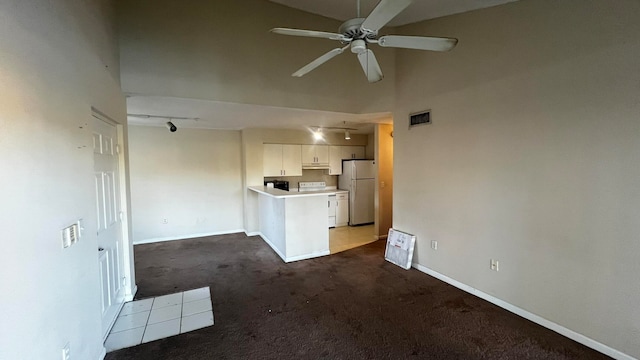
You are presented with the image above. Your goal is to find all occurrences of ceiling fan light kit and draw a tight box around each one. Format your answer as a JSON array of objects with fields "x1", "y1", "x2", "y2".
[{"x1": 270, "y1": 0, "x2": 458, "y2": 83}]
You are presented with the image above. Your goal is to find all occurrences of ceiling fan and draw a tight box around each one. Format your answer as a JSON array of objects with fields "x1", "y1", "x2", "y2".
[{"x1": 270, "y1": 0, "x2": 458, "y2": 83}]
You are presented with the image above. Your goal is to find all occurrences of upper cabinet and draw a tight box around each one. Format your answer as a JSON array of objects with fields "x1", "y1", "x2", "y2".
[
  {"x1": 328, "y1": 146, "x2": 366, "y2": 175},
  {"x1": 265, "y1": 144, "x2": 365, "y2": 177},
  {"x1": 342, "y1": 146, "x2": 365, "y2": 160},
  {"x1": 263, "y1": 144, "x2": 302, "y2": 177},
  {"x1": 328, "y1": 146, "x2": 343, "y2": 175},
  {"x1": 301, "y1": 145, "x2": 329, "y2": 168}
]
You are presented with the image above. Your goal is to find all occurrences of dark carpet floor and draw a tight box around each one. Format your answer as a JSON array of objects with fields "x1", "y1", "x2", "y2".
[{"x1": 106, "y1": 233, "x2": 610, "y2": 360}]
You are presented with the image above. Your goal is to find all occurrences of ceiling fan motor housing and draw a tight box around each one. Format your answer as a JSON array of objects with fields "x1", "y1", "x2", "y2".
[
  {"x1": 350, "y1": 39, "x2": 367, "y2": 54},
  {"x1": 339, "y1": 18, "x2": 377, "y2": 40}
]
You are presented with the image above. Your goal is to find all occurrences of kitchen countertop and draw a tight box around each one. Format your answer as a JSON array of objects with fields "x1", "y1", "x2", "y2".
[{"x1": 249, "y1": 186, "x2": 347, "y2": 199}]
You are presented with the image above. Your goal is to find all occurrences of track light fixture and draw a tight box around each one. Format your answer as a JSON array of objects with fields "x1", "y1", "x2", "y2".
[
  {"x1": 127, "y1": 114, "x2": 198, "y2": 133},
  {"x1": 310, "y1": 125, "x2": 357, "y2": 140}
]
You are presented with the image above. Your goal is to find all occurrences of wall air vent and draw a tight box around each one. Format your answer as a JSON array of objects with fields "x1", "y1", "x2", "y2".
[{"x1": 409, "y1": 110, "x2": 431, "y2": 128}]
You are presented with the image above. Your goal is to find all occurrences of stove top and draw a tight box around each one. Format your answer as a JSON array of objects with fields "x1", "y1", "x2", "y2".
[{"x1": 298, "y1": 181, "x2": 327, "y2": 192}]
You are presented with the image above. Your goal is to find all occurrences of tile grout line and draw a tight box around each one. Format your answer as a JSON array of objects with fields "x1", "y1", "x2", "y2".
[
  {"x1": 140, "y1": 297, "x2": 155, "y2": 343},
  {"x1": 107, "y1": 289, "x2": 213, "y2": 351},
  {"x1": 179, "y1": 291, "x2": 185, "y2": 333}
]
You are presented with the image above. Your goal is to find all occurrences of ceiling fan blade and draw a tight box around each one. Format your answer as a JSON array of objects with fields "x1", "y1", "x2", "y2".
[
  {"x1": 271, "y1": 28, "x2": 348, "y2": 41},
  {"x1": 357, "y1": 49, "x2": 383, "y2": 83},
  {"x1": 378, "y1": 35, "x2": 458, "y2": 51},
  {"x1": 360, "y1": 0, "x2": 412, "y2": 33},
  {"x1": 292, "y1": 45, "x2": 349, "y2": 77}
]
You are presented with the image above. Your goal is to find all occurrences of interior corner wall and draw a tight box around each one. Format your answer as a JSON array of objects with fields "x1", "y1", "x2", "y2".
[
  {"x1": 117, "y1": 0, "x2": 395, "y2": 114},
  {"x1": 128, "y1": 126, "x2": 244, "y2": 243},
  {"x1": 374, "y1": 123, "x2": 394, "y2": 239},
  {"x1": 366, "y1": 133, "x2": 375, "y2": 160},
  {"x1": 393, "y1": 0, "x2": 640, "y2": 357},
  {"x1": 0, "y1": 1, "x2": 127, "y2": 359}
]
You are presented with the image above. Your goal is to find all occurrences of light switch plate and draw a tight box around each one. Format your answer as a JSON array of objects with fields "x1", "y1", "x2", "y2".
[{"x1": 62, "y1": 224, "x2": 79, "y2": 248}]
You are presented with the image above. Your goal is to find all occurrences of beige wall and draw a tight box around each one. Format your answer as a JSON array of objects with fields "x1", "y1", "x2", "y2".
[
  {"x1": 128, "y1": 126, "x2": 244, "y2": 242},
  {"x1": 375, "y1": 124, "x2": 394, "y2": 239},
  {"x1": 117, "y1": 0, "x2": 395, "y2": 114},
  {"x1": 393, "y1": 0, "x2": 640, "y2": 357},
  {"x1": 0, "y1": 0, "x2": 128, "y2": 358}
]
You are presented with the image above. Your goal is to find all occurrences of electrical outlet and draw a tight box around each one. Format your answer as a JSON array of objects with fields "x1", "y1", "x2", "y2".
[
  {"x1": 490, "y1": 259, "x2": 499, "y2": 271},
  {"x1": 61, "y1": 342, "x2": 70, "y2": 360},
  {"x1": 431, "y1": 240, "x2": 438, "y2": 250},
  {"x1": 162, "y1": 218, "x2": 168, "y2": 224}
]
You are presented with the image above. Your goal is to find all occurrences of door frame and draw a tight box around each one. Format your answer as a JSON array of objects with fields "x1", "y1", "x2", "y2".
[{"x1": 91, "y1": 108, "x2": 137, "y2": 303}]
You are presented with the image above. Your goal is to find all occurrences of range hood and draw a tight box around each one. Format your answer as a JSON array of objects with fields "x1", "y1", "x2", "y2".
[{"x1": 302, "y1": 163, "x2": 329, "y2": 170}]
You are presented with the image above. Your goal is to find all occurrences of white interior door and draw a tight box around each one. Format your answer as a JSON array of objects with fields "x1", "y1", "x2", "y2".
[{"x1": 93, "y1": 115, "x2": 125, "y2": 338}]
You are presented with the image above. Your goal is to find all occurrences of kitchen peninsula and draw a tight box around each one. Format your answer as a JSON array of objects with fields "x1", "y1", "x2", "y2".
[{"x1": 249, "y1": 186, "x2": 342, "y2": 262}]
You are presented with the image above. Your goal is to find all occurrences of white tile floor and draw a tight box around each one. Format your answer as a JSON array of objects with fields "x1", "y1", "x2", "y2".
[{"x1": 104, "y1": 287, "x2": 214, "y2": 352}]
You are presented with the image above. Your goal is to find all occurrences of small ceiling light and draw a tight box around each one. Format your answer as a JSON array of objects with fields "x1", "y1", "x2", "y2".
[
  {"x1": 345, "y1": 130, "x2": 351, "y2": 140},
  {"x1": 313, "y1": 128, "x2": 323, "y2": 140}
]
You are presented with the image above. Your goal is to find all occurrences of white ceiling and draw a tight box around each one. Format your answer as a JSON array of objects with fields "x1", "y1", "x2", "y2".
[
  {"x1": 267, "y1": 0, "x2": 518, "y2": 27},
  {"x1": 127, "y1": 96, "x2": 392, "y2": 134}
]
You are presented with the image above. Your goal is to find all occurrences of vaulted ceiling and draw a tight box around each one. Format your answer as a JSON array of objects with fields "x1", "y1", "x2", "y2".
[{"x1": 267, "y1": 0, "x2": 518, "y2": 27}]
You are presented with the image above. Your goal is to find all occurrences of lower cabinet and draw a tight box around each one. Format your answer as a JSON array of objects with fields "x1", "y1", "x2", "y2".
[
  {"x1": 328, "y1": 195, "x2": 337, "y2": 228},
  {"x1": 329, "y1": 193, "x2": 348, "y2": 228},
  {"x1": 335, "y1": 192, "x2": 349, "y2": 227}
]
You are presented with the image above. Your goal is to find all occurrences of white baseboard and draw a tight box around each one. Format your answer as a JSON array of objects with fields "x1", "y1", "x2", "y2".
[
  {"x1": 98, "y1": 347, "x2": 106, "y2": 360},
  {"x1": 258, "y1": 233, "x2": 330, "y2": 263},
  {"x1": 245, "y1": 231, "x2": 261, "y2": 236},
  {"x1": 285, "y1": 250, "x2": 330, "y2": 263},
  {"x1": 133, "y1": 229, "x2": 245, "y2": 245},
  {"x1": 258, "y1": 232, "x2": 286, "y2": 261},
  {"x1": 102, "y1": 299, "x2": 127, "y2": 342},
  {"x1": 412, "y1": 263, "x2": 634, "y2": 360},
  {"x1": 124, "y1": 285, "x2": 138, "y2": 302}
]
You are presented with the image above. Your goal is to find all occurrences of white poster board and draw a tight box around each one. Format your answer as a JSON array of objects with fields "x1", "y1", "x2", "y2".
[{"x1": 384, "y1": 229, "x2": 416, "y2": 270}]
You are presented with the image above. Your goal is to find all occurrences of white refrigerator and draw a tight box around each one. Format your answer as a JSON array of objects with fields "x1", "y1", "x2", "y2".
[{"x1": 339, "y1": 160, "x2": 375, "y2": 226}]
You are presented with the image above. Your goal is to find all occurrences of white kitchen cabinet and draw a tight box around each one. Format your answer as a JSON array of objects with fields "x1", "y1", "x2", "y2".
[
  {"x1": 335, "y1": 192, "x2": 349, "y2": 227},
  {"x1": 263, "y1": 144, "x2": 302, "y2": 177},
  {"x1": 282, "y1": 144, "x2": 303, "y2": 176},
  {"x1": 328, "y1": 146, "x2": 343, "y2": 175},
  {"x1": 342, "y1": 146, "x2": 365, "y2": 160},
  {"x1": 328, "y1": 195, "x2": 337, "y2": 228},
  {"x1": 263, "y1": 144, "x2": 283, "y2": 177},
  {"x1": 302, "y1": 145, "x2": 329, "y2": 167},
  {"x1": 328, "y1": 146, "x2": 366, "y2": 175}
]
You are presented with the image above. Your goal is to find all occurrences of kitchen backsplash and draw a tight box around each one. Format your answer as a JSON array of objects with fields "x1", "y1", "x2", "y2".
[{"x1": 265, "y1": 170, "x2": 338, "y2": 190}]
